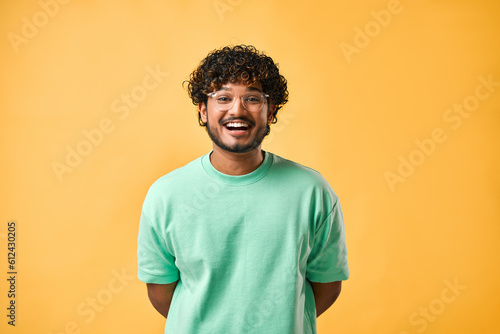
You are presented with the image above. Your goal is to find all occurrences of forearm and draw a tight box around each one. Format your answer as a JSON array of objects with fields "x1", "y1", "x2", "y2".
[{"x1": 308, "y1": 280, "x2": 342, "y2": 317}]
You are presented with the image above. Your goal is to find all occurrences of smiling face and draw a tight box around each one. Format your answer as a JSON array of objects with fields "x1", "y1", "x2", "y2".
[{"x1": 199, "y1": 82, "x2": 275, "y2": 154}]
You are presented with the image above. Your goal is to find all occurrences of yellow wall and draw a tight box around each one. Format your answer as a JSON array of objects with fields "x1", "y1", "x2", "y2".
[{"x1": 1, "y1": 0, "x2": 499, "y2": 333}]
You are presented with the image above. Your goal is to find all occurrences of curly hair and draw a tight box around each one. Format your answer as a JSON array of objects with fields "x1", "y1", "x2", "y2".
[{"x1": 184, "y1": 44, "x2": 289, "y2": 127}]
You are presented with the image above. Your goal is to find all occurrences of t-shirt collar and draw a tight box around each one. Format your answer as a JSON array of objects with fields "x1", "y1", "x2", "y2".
[{"x1": 201, "y1": 150, "x2": 273, "y2": 185}]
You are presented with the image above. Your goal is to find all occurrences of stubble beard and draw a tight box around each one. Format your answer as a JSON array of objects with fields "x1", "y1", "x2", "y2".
[{"x1": 205, "y1": 118, "x2": 269, "y2": 154}]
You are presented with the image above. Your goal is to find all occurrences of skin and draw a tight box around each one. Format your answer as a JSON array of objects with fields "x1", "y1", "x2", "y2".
[
  {"x1": 146, "y1": 281, "x2": 178, "y2": 318},
  {"x1": 199, "y1": 81, "x2": 275, "y2": 175},
  {"x1": 147, "y1": 81, "x2": 343, "y2": 319},
  {"x1": 308, "y1": 280, "x2": 342, "y2": 317}
]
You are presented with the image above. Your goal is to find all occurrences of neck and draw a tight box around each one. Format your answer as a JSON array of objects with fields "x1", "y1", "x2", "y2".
[{"x1": 209, "y1": 146, "x2": 265, "y2": 176}]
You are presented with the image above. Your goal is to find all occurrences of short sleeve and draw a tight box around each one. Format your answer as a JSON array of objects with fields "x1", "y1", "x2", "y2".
[
  {"x1": 137, "y1": 212, "x2": 179, "y2": 284},
  {"x1": 306, "y1": 198, "x2": 350, "y2": 283}
]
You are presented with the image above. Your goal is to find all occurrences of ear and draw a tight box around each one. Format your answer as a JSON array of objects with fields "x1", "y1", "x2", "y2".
[
  {"x1": 268, "y1": 105, "x2": 277, "y2": 123},
  {"x1": 199, "y1": 102, "x2": 207, "y2": 124}
]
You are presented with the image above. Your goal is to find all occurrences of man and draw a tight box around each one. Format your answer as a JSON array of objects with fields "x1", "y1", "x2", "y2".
[{"x1": 137, "y1": 45, "x2": 349, "y2": 333}]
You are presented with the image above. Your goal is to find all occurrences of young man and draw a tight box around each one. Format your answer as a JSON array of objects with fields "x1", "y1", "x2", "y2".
[{"x1": 137, "y1": 45, "x2": 349, "y2": 333}]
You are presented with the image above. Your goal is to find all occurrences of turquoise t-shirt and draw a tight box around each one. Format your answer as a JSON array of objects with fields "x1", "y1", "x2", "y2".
[{"x1": 137, "y1": 151, "x2": 349, "y2": 333}]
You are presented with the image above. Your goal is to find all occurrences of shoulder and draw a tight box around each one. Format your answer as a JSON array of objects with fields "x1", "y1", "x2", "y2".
[
  {"x1": 269, "y1": 153, "x2": 331, "y2": 185},
  {"x1": 155, "y1": 156, "x2": 202, "y2": 183},
  {"x1": 268, "y1": 152, "x2": 339, "y2": 202},
  {"x1": 143, "y1": 155, "x2": 204, "y2": 203}
]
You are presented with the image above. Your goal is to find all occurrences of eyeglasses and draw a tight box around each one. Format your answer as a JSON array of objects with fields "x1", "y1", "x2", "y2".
[{"x1": 207, "y1": 90, "x2": 269, "y2": 112}]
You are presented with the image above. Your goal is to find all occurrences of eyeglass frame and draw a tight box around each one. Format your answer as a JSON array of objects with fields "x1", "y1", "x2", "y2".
[{"x1": 206, "y1": 90, "x2": 270, "y2": 112}]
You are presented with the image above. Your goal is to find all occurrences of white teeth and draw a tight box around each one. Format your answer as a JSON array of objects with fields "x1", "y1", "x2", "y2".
[{"x1": 226, "y1": 122, "x2": 249, "y2": 128}]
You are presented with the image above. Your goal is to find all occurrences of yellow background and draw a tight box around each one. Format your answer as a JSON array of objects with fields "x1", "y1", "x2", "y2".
[{"x1": 1, "y1": 0, "x2": 499, "y2": 333}]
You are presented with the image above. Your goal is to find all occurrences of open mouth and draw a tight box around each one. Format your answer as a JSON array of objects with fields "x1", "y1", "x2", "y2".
[{"x1": 224, "y1": 121, "x2": 250, "y2": 133}]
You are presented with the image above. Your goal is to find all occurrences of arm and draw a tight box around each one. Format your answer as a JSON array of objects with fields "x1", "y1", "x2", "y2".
[
  {"x1": 146, "y1": 280, "x2": 179, "y2": 318},
  {"x1": 308, "y1": 280, "x2": 342, "y2": 317}
]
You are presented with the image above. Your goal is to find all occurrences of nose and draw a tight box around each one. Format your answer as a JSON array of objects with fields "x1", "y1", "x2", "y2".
[{"x1": 227, "y1": 96, "x2": 247, "y2": 116}]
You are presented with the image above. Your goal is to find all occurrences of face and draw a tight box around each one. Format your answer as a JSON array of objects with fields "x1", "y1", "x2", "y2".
[{"x1": 199, "y1": 82, "x2": 275, "y2": 154}]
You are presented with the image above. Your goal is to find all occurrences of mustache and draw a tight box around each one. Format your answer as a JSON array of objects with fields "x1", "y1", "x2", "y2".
[{"x1": 219, "y1": 117, "x2": 255, "y2": 127}]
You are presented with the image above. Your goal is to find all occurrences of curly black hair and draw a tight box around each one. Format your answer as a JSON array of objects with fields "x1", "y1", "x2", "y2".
[{"x1": 184, "y1": 44, "x2": 289, "y2": 127}]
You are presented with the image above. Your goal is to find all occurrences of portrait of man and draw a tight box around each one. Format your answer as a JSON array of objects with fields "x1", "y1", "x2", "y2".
[
  {"x1": 137, "y1": 44, "x2": 350, "y2": 333},
  {"x1": 3, "y1": 1, "x2": 497, "y2": 333}
]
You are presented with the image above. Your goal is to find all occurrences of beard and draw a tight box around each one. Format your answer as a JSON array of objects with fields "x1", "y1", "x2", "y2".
[{"x1": 206, "y1": 118, "x2": 270, "y2": 154}]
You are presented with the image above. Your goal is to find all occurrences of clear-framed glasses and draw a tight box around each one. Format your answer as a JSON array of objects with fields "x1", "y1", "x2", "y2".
[{"x1": 207, "y1": 90, "x2": 269, "y2": 112}]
